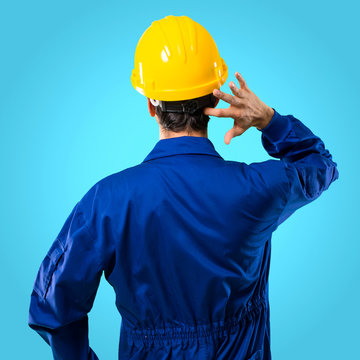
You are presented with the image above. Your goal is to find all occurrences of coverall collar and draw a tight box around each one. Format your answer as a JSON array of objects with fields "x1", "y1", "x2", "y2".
[{"x1": 142, "y1": 136, "x2": 223, "y2": 163}]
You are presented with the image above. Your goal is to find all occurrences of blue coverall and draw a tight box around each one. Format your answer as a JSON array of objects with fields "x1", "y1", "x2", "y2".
[{"x1": 28, "y1": 108, "x2": 339, "y2": 359}]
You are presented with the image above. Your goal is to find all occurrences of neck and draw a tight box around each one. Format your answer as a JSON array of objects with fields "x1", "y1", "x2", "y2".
[{"x1": 159, "y1": 128, "x2": 208, "y2": 140}]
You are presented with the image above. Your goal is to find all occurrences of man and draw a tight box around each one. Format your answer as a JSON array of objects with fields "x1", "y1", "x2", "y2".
[{"x1": 28, "y1": 15, "x2": 339, "y2": 359}]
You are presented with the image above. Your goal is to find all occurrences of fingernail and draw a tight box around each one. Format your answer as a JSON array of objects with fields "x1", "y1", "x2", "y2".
[{"x1": 214, "y1": 89, "x2": 220, "y2": 96}]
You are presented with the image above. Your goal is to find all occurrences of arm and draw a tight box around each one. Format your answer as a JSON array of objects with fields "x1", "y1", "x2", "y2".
[
  {"x1": 259, "y1": 108, "x2": 339, "y2": 227},
  {"x1": 203, "y1": 72, "x2": 339, "y2": 228},
  {"x1": 28, "y1": 185, "x2": 104, "y2": 360}
]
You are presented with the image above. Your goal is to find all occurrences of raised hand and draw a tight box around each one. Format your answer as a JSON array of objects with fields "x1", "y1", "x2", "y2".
[{"x1": 203, "y1": 72, "x2": 274, "y2": 145}]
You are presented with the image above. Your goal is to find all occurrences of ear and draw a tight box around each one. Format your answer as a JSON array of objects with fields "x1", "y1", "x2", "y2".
[{"x1": 147, "y1": 98, "x2": 156, "y2": 117}]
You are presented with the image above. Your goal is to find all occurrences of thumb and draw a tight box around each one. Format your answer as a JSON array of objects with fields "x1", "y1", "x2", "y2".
[
  {"x1": 225, "y1": 128, "x2": 236, "y2": 145},
  {"x1": 224, "y1": 127, "x2": 246, "y2": 145}
]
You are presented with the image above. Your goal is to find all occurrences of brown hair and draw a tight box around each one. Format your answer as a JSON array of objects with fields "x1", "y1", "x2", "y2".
[{"x1": 154, "y1": 94, "x2": 218, "y2": 134}]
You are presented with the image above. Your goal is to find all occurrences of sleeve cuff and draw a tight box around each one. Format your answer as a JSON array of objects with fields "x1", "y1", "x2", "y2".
[{"x1": 259, "y1": 108, "x2": 292, "y2": 143}]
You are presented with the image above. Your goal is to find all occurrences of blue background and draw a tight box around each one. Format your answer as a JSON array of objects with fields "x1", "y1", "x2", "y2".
[{"x1": 0, "y1": 0, "x2": 358, "y2": 358}]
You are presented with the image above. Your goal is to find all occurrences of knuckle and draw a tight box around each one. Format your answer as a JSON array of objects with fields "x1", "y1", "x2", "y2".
[
  {"x1": 228, "y1": 96, "x2": 235, "y2": 104},
  {"x1": 234, "y1": 99, "x2": 242, "y2": 107}
]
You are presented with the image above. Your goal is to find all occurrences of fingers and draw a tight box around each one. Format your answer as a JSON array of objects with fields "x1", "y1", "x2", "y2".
[
  {"x1": 224, "y1": 126, "x2": 247, "y2": 145},
  {"x1": 229, "y1": 81, "x2": 243, "y2": 98},
  {"x1": 203, "y1": 84, "x2": 242, "y2": 117},
  {"x1": 235, "y1": 72, "x2": 249, "y2": 91},
  {"x1": 212, "y1": 88, "x2": 239, "y2": 106},
  {"x1": 203, "y1": 106, "x2": 232, "y2": 117}
]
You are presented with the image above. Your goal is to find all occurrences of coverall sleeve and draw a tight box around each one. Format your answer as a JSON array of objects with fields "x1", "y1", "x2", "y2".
[
  {"x1": 259, "y1": 108, "x2": 339, "y2": 228},
  {"x1": 28, "y1": 185, "x2": 104, "y2": 360}
]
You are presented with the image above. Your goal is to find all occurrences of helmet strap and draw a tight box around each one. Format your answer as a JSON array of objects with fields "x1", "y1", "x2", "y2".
[{"x1": 152, "y1": 93, "x2": 217, "y2": 115}]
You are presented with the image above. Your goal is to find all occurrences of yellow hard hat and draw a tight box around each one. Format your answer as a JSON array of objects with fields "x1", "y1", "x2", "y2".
[{"x1": 131, "y1": 15, "x2": 228, "y2": 102}]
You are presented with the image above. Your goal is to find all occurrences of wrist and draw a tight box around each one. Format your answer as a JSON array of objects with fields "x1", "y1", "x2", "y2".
[{"x1": 256, "y1": 106, "x2": 274, "y2": 130}]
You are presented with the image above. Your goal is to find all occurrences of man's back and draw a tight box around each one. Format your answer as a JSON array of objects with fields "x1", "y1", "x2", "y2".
[
  {"x1": 111, "y1": 136, "x2": 276, "y2": 359},
  {"x1": 28, "y1": 110, "x2": 339, "y2": 359}
]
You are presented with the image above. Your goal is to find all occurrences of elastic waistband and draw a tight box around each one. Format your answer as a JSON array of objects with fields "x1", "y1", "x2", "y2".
[{"x1": 122, "y1": 294, "x2": 268, "y2": 346}]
